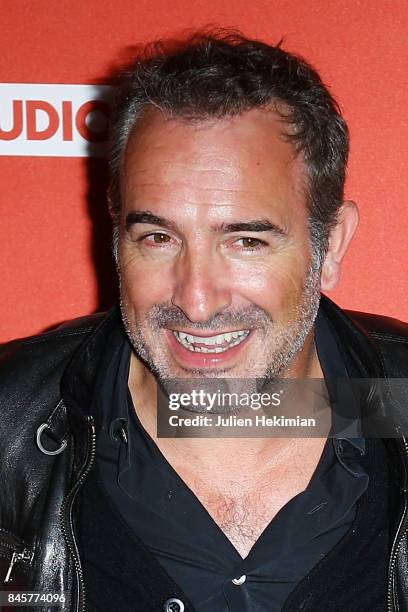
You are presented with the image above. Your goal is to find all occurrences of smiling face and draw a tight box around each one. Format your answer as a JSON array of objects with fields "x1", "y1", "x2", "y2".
[{"x1": 118, "y1": 107, "x2": 322, "y2": 382}]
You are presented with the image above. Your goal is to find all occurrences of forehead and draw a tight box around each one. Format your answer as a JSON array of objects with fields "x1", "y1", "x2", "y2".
[{"x1": 121, "y1": 107, "x2": 307, "y2": 224}]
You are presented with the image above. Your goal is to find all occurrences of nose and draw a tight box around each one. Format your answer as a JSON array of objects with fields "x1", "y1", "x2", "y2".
[{"x1": 171, "y1": 249, "x2": 231, "y2": 324}]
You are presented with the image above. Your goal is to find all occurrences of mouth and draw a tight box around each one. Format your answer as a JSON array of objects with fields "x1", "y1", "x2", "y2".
[
  {"x1": 172, "y1": 329, "x2": 250, "y2": 353},
  {"x1": 166, "y1": 327, "x2": 253, "y2": 370}
]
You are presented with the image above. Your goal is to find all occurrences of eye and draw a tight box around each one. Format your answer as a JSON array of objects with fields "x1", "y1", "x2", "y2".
[
  {"x1": 235, "y1": 237, "x2": 267, "y2": 250},
  {"x1": 143, "y1": 232, "x2": 172, "y2": 245}
]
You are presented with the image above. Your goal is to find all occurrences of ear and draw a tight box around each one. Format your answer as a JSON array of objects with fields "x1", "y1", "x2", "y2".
[{"x1": 320, "y1": 200, "x2": 359, "y2": 291}]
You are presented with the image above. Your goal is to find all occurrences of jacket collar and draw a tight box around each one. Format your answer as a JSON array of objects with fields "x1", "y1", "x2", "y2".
[
  {"x1": 61, "y1": 306, "x2": 124, "y2": 418},
  {"x1": 318, "y1": 295, "x2": 385, "y2": 379}
]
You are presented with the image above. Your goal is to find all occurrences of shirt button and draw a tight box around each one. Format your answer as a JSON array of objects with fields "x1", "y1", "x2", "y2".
[
  {"x1": 163, "y1": 598, "x2": 185, "y2": 612},
  {"x1": 231, "y1": 574, "x2": 247, "y2": 585}
]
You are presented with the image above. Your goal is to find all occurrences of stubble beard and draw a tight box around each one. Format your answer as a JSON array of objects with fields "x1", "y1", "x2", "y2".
[{"x1": 119, "y1": 261, "x2": 322, "y2": 390}]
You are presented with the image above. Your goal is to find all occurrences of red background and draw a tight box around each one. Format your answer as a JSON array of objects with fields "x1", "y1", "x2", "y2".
[{"x1": 1, "y1": 0, "x2": 407, "y2": 342}]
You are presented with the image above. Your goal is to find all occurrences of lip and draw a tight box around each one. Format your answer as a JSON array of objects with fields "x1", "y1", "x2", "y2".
[{"x1": 166, "y1": 328, "x2": 252, "y2": 369}]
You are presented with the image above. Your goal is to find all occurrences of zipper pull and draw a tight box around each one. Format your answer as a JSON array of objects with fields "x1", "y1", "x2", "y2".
[
  {"x1": 4, "y1": 549, "x2": 33, "y2": 583},
  {"x1": 4, "y1": 552, "x2": 18, "y2": 583}
]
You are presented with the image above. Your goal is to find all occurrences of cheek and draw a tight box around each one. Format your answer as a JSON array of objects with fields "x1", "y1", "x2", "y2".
[
  {"x1": 120, "y1": 255, "x2": 174, "y2": 314},
  {"x1": 227, "y1": 255, "x2": 308, "y2": 312}
]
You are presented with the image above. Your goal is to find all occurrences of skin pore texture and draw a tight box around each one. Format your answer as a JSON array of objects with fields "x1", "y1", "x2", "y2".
[{"x1": 118, "y1": 107, "x2": 358, "y2": 557}]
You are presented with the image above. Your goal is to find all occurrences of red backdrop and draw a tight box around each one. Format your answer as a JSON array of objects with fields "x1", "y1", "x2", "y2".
[{"x1": 1, "y1": 0, "x2": 407, "y2": 342}]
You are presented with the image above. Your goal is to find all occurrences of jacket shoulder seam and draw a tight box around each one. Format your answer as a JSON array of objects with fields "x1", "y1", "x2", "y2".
[
  {"x1": 370, "y1": 332, "x2": 408, "y2": 344},
  {"x1": 14, "y1": 326, "x2": 96, "y2": 347}
]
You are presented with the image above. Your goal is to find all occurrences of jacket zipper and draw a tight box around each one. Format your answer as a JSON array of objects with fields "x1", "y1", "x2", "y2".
[
  {"x1": 60, "y1": 415, "x2": 96, "y2": 612},
  {"x1": 387, "y1": 437, "x2": 408, "y2": 612},
  {"x1": 1, "y1": 540, "x2": 34, "y2": 583}
]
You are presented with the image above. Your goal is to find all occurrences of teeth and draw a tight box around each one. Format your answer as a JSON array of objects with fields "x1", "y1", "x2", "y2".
[
  {"x1": 173, "y1": 329, "x2": 250, "y2": 353},
  {"x1": 201, "y1": 336, "x2": 213, "y2": 346}
]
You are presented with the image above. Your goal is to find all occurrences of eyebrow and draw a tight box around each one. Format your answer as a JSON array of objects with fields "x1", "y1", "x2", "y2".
[{"x1": 125, "y1": 211, "x2": 287, "y2": 237}]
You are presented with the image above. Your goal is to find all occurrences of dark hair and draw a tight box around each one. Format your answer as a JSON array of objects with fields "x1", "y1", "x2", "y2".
[{"x1": 108, "y1": 31, "x2": 349, "y2": 258}]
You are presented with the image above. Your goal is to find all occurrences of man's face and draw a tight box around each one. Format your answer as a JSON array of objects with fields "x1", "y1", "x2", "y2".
[{"x1": 119, "y1": 107, "x2": 321, "y2": 382}]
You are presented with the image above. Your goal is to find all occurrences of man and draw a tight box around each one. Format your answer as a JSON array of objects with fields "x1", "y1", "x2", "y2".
[{"x1": 0, "y1": 31, "x2": 407, "y2": 612}]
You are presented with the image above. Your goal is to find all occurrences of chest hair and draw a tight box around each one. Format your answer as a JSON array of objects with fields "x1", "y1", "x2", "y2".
[{"x1": 194, "y1": 485, "x2": 283, "y2": 558}]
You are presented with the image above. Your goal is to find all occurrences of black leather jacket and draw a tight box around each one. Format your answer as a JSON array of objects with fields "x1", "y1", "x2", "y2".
[{"x1": 0, "y1": 295, "x2": 407, "y2": 612}]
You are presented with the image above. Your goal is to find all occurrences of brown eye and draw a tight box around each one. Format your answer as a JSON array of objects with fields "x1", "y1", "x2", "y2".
[
  {"x1": 151, "y1": 233, "x2": 170, "y2": 243},
  {"x1": 241, "y1": 237, "x2": 262, "y2": 248}
]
